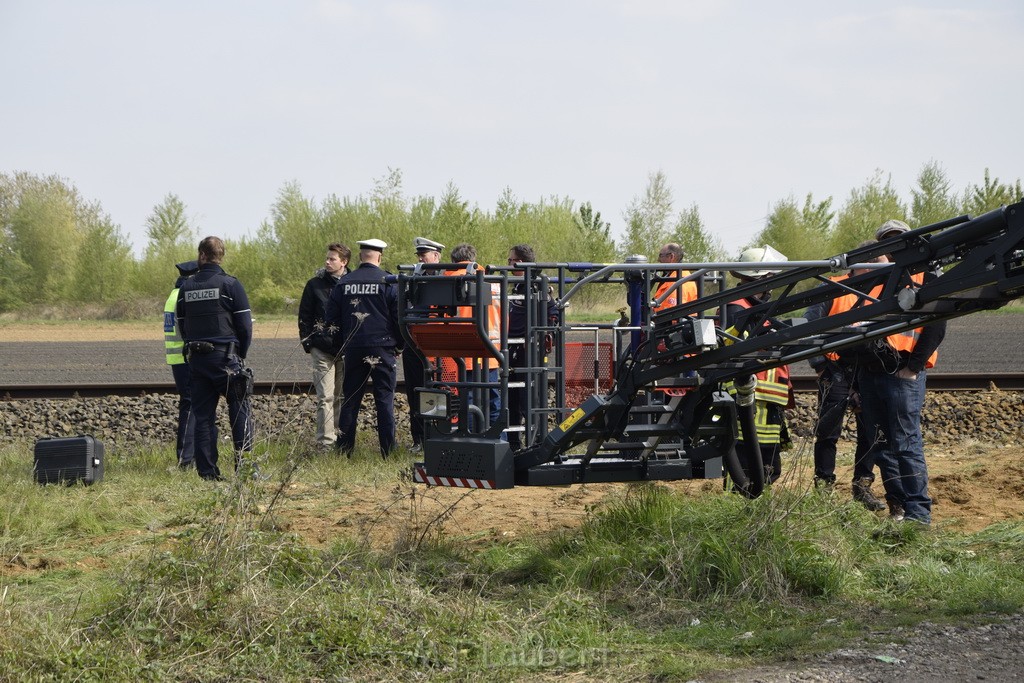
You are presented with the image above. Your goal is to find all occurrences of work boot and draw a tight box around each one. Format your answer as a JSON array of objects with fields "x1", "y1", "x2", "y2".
[
  {"x1": 813, "y1": 475, "x2": 836, "y2": 494},
  {"x1": 852, "y1": 477, "x2": 886, "y2": 512},
  {"x1": 888, "y1": 502, "x2": 906, "y2": 522}
]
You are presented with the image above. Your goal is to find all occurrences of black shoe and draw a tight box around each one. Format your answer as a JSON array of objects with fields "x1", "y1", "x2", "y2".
[
  {"x1": 177, "y1": 459, "x2": 195, "y2": 470},
  {"x1": 853, "y1": 477, "x2": 887, "y2": 512}
]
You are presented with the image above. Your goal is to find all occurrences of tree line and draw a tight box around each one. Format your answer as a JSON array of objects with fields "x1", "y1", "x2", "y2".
[{"x1": 1, "y1": 164, "x2": 1020, "y2": 315}]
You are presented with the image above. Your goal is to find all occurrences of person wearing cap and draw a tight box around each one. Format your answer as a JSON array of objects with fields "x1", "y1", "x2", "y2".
[
  {"x1": 804, "y1": 243, "x2": 888, "y2": 510},
  {"x1": 298, "y1": 242, "x2": 351, "y2": 449},
  {"x1": 176, "y1": 236, "x2": 254, "y2": 480},
  {"x1": 402, "y1": 237, "x2": 445, "y2": 452},
  {"x1": 875, "y1": 219, "x2": 910, "y2": 242},
  {"x1": 721, "y1": 246, "x2": 794, "y2": 488},
  {"x1": 164, "y1": 259, "x2": 208, "y2": 468},
  {"x1": 326, "y1": 238, "x2": 401, "y2": 458},
  {"x1": 853, "y1": 219, "x2": 945, "y2": 525}
]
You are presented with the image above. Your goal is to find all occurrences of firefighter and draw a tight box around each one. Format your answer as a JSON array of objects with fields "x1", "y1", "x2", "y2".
[
  {"x1": 326, "y1": 238, "x2": 401, "y2": 458},
  {"x1": 723, "y1": 246, "x2": 793, "y2": 486},
  {"x1": 176, "y1": 237, "x2": 255, "y2": 481}
]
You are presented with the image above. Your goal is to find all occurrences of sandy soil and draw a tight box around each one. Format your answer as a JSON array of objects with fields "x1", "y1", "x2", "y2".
[
  {"x1": 0, "y1": 319, "x2": 298, "y2": 342},
  {"x1": 274, "y1": 441, "x2": 1024, "y2": 552}
]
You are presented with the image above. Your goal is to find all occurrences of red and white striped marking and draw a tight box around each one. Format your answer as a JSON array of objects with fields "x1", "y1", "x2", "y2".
[{"x1": 413, "y1": 466, "x2": 495, "y2": 489}]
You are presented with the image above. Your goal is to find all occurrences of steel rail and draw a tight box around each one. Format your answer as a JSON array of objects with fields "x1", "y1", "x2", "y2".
[{"x1": 3, "y1": 373, "x2": 1024, "y2": 401}]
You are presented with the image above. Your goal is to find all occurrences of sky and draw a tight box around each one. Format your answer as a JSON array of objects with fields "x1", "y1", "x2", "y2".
[{"x1": 2, "y1": 0, "x2": 1022, "y2": 258}]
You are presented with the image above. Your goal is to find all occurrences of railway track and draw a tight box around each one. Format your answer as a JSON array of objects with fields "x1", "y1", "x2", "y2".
[{"x1": 4, "y1": 373, "x2": 1024, "y2": 400}]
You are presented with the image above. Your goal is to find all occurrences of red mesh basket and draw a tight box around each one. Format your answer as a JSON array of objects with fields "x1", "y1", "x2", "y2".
[{"x1": 564, "y1": 341, "x2": 613, "y2": 391}]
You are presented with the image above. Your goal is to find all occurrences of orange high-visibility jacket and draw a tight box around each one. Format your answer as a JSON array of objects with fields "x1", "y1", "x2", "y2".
[{"x1": 445, "y1": 262, "x2": 502, "y2": 369}]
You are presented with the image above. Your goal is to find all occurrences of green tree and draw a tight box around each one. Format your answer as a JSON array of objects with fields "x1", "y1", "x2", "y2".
[
  {"x1": 318, "y1": 193, "x2": 373, "y2": 250},
  {"x1": 573, "y1": 201, "x2": 617, "y2": 263},
  {"x1": 671, "y1": 202, "x2": 726, "y2": 263},
  {"x1": 432, "y1": 182, "x2": 476, "y2": 245},
  {"x1": 265, "y1": 181, "x2": 320, "y2": 283},
  {"x1": 72, "y1": 209, "x2": 133, "y2": 304},
  {"x1": 962, "y1": 168, "x2": 1024, "y2": 216},
  {"x1": 830, "y1": 172, "x2": 906, "y2": 253},
  {"x1": 2, "y1": 173, "x2": 83, "y2": 303},
  {"x1": 143, "y1": 193, "x2": 196, "y2": 260},
  {"x1": 910, "y1": 161, "x2": 959, "y2": 228},
  {"x1": 370, "y1": 167, "x2": 410, "y2": 245},
  {"x1": 754, "y1": 193, "x2": 834, "y2": 261},
  {"x1": 620, "y1": 170, "x2": 674, "y2": 259},
  {"x1": 135, "y1": 193, "x2": 199, "y2": 298}
]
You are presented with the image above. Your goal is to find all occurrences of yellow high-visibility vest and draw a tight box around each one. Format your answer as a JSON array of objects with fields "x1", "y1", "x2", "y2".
[{"x1": 164, "y1": 288, "x2": 185, "y2": 365}]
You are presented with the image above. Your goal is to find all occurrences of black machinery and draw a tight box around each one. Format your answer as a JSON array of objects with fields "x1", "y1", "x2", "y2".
[{"x1": 398, "y1": 202, "x2": 1024, "y2": 494}]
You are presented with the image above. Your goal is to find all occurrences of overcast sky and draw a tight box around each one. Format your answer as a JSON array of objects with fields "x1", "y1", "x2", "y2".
[{"x1": 2, "y1": 0, "x2": 1022, "y2": 257}]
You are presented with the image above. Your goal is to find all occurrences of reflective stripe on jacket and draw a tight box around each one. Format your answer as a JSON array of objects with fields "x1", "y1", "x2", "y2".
[
  {"x1": 164, "y1": 288, "x2": 185, "y2": 365},
  {"x1": 723, "y1": 295, "x2": 792, "y2": 444}
]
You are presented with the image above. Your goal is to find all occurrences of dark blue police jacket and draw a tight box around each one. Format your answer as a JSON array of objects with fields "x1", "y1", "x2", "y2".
[
  {"x1": 325, "y1": 262, "x2": 399, "y2": 351},
  {"x1": 176, "y1": 263, "x2": 253, "y2": 358}
]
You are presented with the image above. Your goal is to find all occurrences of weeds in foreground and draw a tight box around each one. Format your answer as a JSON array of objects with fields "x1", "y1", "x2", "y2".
[{"x1": 0, "y1": 441, "x2": 1023, "y2": 681}]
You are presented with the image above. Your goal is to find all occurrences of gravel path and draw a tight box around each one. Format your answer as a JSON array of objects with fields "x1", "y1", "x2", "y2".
[{"x1": 701, "y1": 612, "x2": 1024, "y2": 682}]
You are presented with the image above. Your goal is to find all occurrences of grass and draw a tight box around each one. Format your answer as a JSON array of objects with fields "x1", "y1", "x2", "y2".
[{"x1": 1, "y1": 439, "x2": 1024, "y2": 681}]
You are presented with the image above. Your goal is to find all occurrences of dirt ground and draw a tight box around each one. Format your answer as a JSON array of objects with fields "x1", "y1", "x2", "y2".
[
  {"x1": 276, "y1": 441, "x2": 1024, "y2": 552},
  {"x1": 0, "y1": 319, "x2": 293, "y2": 342}
]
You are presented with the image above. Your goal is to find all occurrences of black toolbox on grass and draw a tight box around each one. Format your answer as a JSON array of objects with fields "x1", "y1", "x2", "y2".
[{"x1": 33, "y1": 436, "x2": 104, "y2": 485}]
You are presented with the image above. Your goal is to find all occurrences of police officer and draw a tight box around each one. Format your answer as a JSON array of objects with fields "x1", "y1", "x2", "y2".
[
  {"x1": 326, "y1": 238, "x2": 401, "y2": 458},
  {"x1": 176, "y1": 236, "x2": 255, "y2": 480},
  {"x1": 164, "y1": 259, "x2": 219, "y2": 468},
  {"x1": 402, "y1": 237, "x2": 445, "y2": 452}
]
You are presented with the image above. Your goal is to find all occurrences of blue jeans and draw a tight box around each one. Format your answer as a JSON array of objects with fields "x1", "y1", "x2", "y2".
[
  {"x1": 857, "y1": 369, "x2": 930, "y2": 523},
  {"x1": 467, "y1": 368, "x2": 501, "y2": 434}
]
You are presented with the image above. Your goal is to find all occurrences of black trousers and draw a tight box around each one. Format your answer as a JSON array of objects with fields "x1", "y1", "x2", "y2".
[{"x1": 814, "y1": 362, "x2": 876, "y2": 482}]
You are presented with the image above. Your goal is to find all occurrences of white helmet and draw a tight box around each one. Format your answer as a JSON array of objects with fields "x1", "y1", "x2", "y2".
[{"x1": 732, "y1": 245, "x2": 788, "y2": 279}]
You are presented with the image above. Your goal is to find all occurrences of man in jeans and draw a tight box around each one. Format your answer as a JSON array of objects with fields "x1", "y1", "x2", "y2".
[
  {"x1": 298, "y1": 243, "x2": 350, "y2": 448},
  {"x1": 858, "y1": 220, "x2": 945, "y2": 524}
]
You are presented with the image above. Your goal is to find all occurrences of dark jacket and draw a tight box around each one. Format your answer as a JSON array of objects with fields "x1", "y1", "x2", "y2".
[
  {"x1": 176, "y1": 263, "x2": 253, "y2": 358},
  {"x1": 325, "y1": 263, "x2": 400, "y2": 351},
  {"x1": 298, "y1": 267, "x2": 345, "y2": 353}
]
